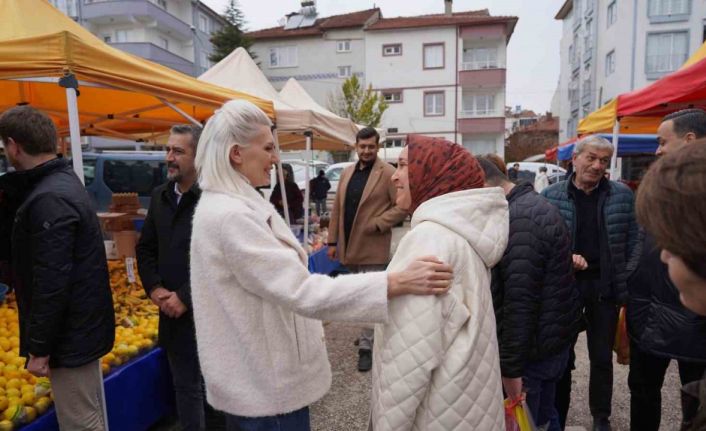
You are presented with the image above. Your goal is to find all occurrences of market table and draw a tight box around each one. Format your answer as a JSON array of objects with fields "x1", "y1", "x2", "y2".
[
  {"x1": 308, "y1": 246, "x2": 344, "y2": 275},
  {"x1": 21, "y1": 347, "x2": 175, "y2": 431}
]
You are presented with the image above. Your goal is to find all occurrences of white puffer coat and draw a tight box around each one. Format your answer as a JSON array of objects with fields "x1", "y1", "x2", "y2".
[{"x1": 370, "y1": 188, "x2": 509, "y2": 431}]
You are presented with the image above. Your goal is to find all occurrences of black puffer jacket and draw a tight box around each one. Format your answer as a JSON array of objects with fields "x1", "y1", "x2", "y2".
[
  {"x1": 2, "y1": 157, "x2": 114, "y2": 368},
  {"x1": 627, "y1": 230, "x2": 706, "y2": 362},
  {"x1": 492, "y1": 182, "x2": 582, "y2": 378}
]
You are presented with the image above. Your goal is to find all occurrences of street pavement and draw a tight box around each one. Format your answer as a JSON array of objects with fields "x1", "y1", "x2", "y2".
[{"x1": 312, "y1": 322, "x2": 683, "y2": 431}]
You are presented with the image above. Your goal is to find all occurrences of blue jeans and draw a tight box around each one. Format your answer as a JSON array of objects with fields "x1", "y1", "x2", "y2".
[
  {"x1": 523, "y1": 348, "x2": 570, "y2": 431},
  {"x1": 226, "y1": 407, "x2": 310, "y2": 431}
]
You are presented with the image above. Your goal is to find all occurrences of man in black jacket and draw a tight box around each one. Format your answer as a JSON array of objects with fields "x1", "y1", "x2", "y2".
[
  {"x1": 480, "y1": 158, "x2": 581, "y2": 431},
  {"x1": 136, "y1": 125, "x2": 224, "y2": 431},
  {"x1": 0, "y1": 106, "x2": 114, "y2": 430},
  {"x1": 627, "y1": 109, "x2": 706, "y2": 431},
  {"x1": 309, "y1": 169, "x2": 331, "y2": 216}
]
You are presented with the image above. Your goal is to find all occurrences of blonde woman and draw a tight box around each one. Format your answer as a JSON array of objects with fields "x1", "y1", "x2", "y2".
[{"x1": 189, "y1": 100, "x2": 453, "y2": 431}]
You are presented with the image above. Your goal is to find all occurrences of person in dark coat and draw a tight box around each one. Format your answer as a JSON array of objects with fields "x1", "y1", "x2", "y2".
[
  {"x1": 627, "y1": 109, "x2": 706, "y2": 431},
  {"x1": 270, "y1": 169, "x2": 304, "y2": 221},
  {"x1": 542, "y1": 135, "x2": 638, "y2": 431},
  {"x1": 0, "y1": 106, "x2": 114, "y2": 430},
  {"x1": 309, "y1": 169, "x2": 331, "y2": 216},
  {"x1": 480, "y1": 157, "x2": 581, "y2": 431},
  {"x1": 136, "y1": 125, "x2": 224, "y2": 431}
]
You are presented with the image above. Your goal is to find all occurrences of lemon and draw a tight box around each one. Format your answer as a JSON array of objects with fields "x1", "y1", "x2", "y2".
[
  {"x1": 4, "y1": 380, "x2": 19, "y2": 392},
  {"x1": 33, "y1": 381, "x2": 50, "y2": 398},
  {"x1": 33, "y1": 397, "x2": 50, "y2": 415},
  {"x1": 0, "y1": 398, "x2": 7, "y2": 412},
  {"x1": 3, "y1": 391, "x2": 17, "y2": 402},
  {"x1": 22, "y1": 406, "x2": 36, "y2": 423},
  {"x1": 19, "y1": 393, "x2": 33, "y2": 407},
  {"x1": 2, "y1": 404, "x2": 23, "y2": 424},
  {"x1": 0, "y1": 419, "x2": 13, "y2": 431},
  {"x1": 0, "y1": 340, "x2": 9, "y2": 353}
]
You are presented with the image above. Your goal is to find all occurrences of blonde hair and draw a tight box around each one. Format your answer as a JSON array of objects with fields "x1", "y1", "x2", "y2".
[{"x1": 195, "y1": 99, "x2": 273, "y2": 197}]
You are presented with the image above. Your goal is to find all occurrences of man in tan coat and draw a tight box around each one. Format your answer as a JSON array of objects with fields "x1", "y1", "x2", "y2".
[{"x1": 328, "y1": 127, "x2": 407, "y2": 371}]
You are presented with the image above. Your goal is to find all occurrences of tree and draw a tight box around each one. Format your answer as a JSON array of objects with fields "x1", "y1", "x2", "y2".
[
  {"x1": 328, "y1": 75, "x2": 388, "y2": 128},
  {"x1": 209, "y1": 0, "x2": 255, "y2": 63}
]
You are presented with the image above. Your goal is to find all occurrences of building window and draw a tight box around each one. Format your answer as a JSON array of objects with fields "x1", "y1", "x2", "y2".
[
  {"x1": 605, "y1": 50, "x2": 616, "y2": 75},
  {"x1": 462, "y1": 47, "x2": 499, "y2": 70},
  {"x1": 648, "y1": 0, "x2": 690, "y2": 17},
  {"x1": 157, "y1": 0, "x2": 167, "y2": 9},
  {"x1": 646, "y1": 32, "x2": 688, "y2": 76},
  {"x1": 573, "y1": 0, "x2": 582, "y2": 23},
  {"x1": 336, "y1": 40, "x2": 351, "y2": 53},
  {"x1": 338, "y1": 66, "x2": 352, "y2": 78},
  {"x1": 423, "y1": 43, "x2": 445, "y2": 69},
  {"x1": 103, "y1": 35, "x2": 112, "y2": 43},
  {"x1": 424, "y1": 92, "x2": 445, "y2": 116},
  {"x1": 462, "y1": 94, "x2": 496, "y2": 116},
  {"x1": 385, "y1": 138, "x2": 405, "y2": 148},
  {"x1": 115, "y1": 30, "x2": 128, "y2": 43},
  {"x1": 157, "y1": 36, "x2": 169, "y2": 50},
  {"x1": 382, "y1": 44, "x2": 402, "y2": 56},
  {"x1": 199, "y1": 14, "x2": 209, "y2": 33},
  {"x1": 200, "y1": 52, "x2": 212, "y2": 71},
  {"x1": 463, "y1": 138, "x2": 496, "y2": 155},
  {"x1": 607, "y1": 1, "x2": 618, "y2": 27},
  {"x1": 269, "y1": 46, "x2": 298, "y2": 68},
  {"x1": 382, "y1": 91, "x2": 402, "y2": 103},
  {"x1": 584, "y1": 19, "x2": 593, "y2": 54}
]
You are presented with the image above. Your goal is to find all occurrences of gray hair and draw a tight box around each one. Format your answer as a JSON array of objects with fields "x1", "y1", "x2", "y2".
[
  {"x1": 195, "y1": 99, "x2": 273, "y2": 196},
  {"x1": 170, "y1": 124, "x2": 202, "y2": 149},
  {"x1": 573, "y1": 135, "x2": 614, "y2": 156}
]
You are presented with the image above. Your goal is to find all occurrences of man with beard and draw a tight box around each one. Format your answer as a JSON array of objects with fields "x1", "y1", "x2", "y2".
[
  {"x1": 328, "y1": 127, "x2": 406, "y2": 371},
  {"x1": 543, "y1": 135, "x2": 638, "y2": 431},
  {"x1": 136, "y1": 125, "x2": 224, "y2": 430}
]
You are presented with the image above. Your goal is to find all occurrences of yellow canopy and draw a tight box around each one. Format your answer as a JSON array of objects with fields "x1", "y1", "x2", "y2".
[
  {"x1": 0, "y1": 0, "x2": 274, "y2": 139},
  {"x1": 578, "y1": 41, "x2": 706, "y2": 136}
]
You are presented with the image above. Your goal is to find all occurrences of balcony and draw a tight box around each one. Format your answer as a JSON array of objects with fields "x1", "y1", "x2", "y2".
[
  {"x1": 83, "y1": 0, "x2": 192, "y2": 40},
  {"x1": 458, "y1": 108, "x2": 500, "y2": 119},
  {"x1": 457, "y1": 117, "x2": 505, "y2": 134},
  {"x1": 110, "y1": 42, "x2": 195, "y2": 75},
  {"x1": 459, "y1": 66, "x2": 506, "y2": 88}
]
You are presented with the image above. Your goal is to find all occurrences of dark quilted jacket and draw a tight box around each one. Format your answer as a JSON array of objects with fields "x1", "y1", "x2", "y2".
[
  {"x1": 491, "y1": 182, "x2": 582, "y2": 378},
  {"x1": 627, "y1": 230, "x2": 706, "y2": 362},
  {"x1": 541, "y1": 176, "x2": 638, "y2": 303}
]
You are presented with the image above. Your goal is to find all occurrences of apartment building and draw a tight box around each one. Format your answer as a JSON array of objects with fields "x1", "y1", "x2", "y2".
[
  {"x1": 48, "y1": 0, "x2": 225, "y2": 76},
  {"x1": 555, "y1": 0, "x2": 706, "y2": 141},
  {"x1": 248, "y1": 1, "x2": 517, "y2": 158}
]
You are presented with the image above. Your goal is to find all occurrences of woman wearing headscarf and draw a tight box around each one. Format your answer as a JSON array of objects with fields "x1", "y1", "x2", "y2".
[
  {"x1": 370, "y1": 135, "x2": 509, "y2": 431},
  {"x1": 189, "y1": 101, "x2": 454, "y2": 431}
]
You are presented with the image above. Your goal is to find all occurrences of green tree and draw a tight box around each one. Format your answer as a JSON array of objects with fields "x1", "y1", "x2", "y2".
[
  {"x1": 209, "y1": 0, "x2": 255, "y2": 63},
  {"x1": 328, "y1": 75, "x2": 388, "y2": 128}
]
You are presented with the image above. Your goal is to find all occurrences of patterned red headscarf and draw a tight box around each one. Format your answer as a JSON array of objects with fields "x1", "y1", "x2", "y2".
[{"x1": 407, "y1": 134, "x2": 485, "y2": 213}]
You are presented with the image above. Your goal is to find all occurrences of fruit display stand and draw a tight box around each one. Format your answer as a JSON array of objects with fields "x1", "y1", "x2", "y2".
[{"x1": 6, "y1": 260, "x2": 175, "y2": 431}]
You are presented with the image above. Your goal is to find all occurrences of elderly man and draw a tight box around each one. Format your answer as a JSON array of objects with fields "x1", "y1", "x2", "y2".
[
  {"x1": 627, "y1": 109, "x2": 706, "y2": 431},
  {"x1": 542, "y1": 135, "x2": 638, "y2": 431}
]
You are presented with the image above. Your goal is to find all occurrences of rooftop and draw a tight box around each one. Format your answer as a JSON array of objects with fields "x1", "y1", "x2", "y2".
[
  {"x1": 247, "y1": 8, "x2": 380, "y2": 40},
  {"x1": 366, "y1": 9, "x2": 517, "y2": 32}
]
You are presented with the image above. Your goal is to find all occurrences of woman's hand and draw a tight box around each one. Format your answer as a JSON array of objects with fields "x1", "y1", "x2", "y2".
[{"x1": 387, "y1": 256, "x2": 453, "y2": 299}]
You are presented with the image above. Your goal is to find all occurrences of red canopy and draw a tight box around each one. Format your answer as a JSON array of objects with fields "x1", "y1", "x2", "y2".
[{"x1": 617, "y1": 56, "x2": 706, "y2": 117}]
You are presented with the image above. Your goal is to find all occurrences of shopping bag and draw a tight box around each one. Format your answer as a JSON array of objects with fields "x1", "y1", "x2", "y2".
[
  {"x1": 504, "y1": 397, "x2": 538, "y2": 431},
  {"x1": 613, "y1": 306, "x2": 630, "y2": 365}
]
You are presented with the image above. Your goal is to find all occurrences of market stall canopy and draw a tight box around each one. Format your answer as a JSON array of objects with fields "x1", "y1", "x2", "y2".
[
  {"x1": 200, "y1": 48, "x2": 356, "y2": 151},
  {"x1": 0, "y1": 0, "x2": 274, "y2": 139},
  {"x1": 577, "y1": 99, "x2": 661, "y2": 135},
  {"x1": 552, "y1": 134, "x2": 658, "y2": 161},
  {"x1": 617, "y1": 43, "x2": 706, "y2": 117}
]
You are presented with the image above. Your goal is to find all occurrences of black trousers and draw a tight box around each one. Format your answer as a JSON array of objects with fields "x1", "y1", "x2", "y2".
[
  {"x1": 166, "y1": 343, "x2": 226, "y2": 431},
  {"x1": 628, "y1": 341, "x2": 706, "y2": 431},
  {"x1": 556, "y1": 279, "x2": 618, "y2": 428}
]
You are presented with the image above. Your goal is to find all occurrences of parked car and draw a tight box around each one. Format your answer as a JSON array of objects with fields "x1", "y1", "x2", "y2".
[
  {"x1": 263, "y1": 160, "x2": 329, "y2": 200},
  {"x1": 324, "y1": 162, "x2": 355, "y2": 198},
  {"x1": 81, "y1": 151, "x2": 167, "y2": 211}
]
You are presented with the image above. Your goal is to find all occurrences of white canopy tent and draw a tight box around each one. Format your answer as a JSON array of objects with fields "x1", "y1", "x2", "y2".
[{"x1": 199, "y1": 48, "x2": 360, "y2": 245}]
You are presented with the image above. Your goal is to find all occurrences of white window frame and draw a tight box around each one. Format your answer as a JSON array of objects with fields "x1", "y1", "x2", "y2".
[
  {"x1": 198, "y1": 13, "x2": 209, "y2": 33},
  {"x1": 157, "y1": 36, "x2": 169, "y2": 50},
  {"x1": 382, "y1": 91, "x2": 402, "y2": 103},
  {"x1": 648, "y1": 0, "x2": 690, "y2": 17},
  {"x1": 382, "y1": 44, "x2": 402, "y2": 56},
  {"x1": 385, "y1": 138, "x2": 405, "y2": 148},
  {"x1": 423, "y1": 43, "x2": 445, "y2": 69},
  {"x1": 605, "y1": 50, "x2": 616, "y2": 76},
  {"x1": 336, "y1": 40, "x2": 351, "y2": 53},
  {"x1": 157, "y1": 0, "x2": 167, "y2": 9},
  {"x1": 462, "y1": 47, "x2": 499, "y2": 70},
  {"x1": 338, "y1": 66, "x2": 352, "y2": 78},
  {"x1": 269, "y1": 46, "x2": 298, "y2": 69},
  {"x1": 103, "y1": 35, "x2": 112, "y2": 43},
  {"x1": 463, "y1": 93, "x2": 496, "y2": 116},
  {"x1": 607, "y1": 1, "x2": 618, "y2": 27},
  {"x1": 424, "y1": 91, "x2": 445, "y2": 116},
  {"x1": 646, "y1": 31, "x2": 689, "y2": 76},
  {"x1": 115, "y1": 30, "x2": 128, "y2": 43}
]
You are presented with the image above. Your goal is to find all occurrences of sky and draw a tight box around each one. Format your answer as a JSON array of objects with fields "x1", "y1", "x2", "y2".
[{"x1": 202, "y1": 0, "x2": 563, "y2": 113}]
